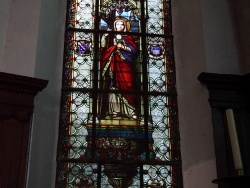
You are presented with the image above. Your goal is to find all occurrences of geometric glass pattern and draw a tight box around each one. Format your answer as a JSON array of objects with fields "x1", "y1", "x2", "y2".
[{"x1": 56, "y1": 0, "x2": 182, "y2": 187}]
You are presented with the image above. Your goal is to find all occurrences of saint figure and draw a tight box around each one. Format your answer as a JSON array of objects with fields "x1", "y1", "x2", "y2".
[{"x1": 99, "y1": 17, "x2": 140, "y2": 120}]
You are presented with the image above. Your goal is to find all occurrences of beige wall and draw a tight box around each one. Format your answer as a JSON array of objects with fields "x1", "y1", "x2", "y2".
[
  {"x1": 172, "y1": 1, "x2": 216, "y2": 187},
  {"x1": 0, "y1": 0, "x2": 41, "y2": 77},
  {"x1": 0, "y1": 0, "x2": 248, "y2": 187},
  {"x1": 27, "y1": 0, "x2": 66, "y2": 188},
  {"x1": 0, "y1": 0, "x2": 11, "y2": 65}
]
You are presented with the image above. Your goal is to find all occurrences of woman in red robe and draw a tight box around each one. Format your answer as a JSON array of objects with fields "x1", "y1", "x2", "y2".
[{"x1": 99, "y1": 17, "x2": 139, "y2": 119}]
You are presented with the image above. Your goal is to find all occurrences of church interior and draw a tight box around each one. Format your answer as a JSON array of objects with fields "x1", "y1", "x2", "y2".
[{"x1": 0, "y1": 0, "x2": 250, "y2": 187}]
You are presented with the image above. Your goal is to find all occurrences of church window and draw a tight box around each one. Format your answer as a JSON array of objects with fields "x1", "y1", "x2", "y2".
[{"x1": 56, "y1": 0, "x2": 182, "y2": 187}]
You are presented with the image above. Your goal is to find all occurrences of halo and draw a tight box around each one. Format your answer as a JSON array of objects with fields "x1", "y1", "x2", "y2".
[{"x1": 114, "y1": 17, "x2": 131, "y2": 31}]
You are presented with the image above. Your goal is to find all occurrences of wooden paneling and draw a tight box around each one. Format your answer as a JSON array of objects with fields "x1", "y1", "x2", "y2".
[
  {"x1": 0, "y1": 72, "x2": 48, "y2": 188},
  {"x1": 198, "y1": 72, "x2": 250, "y2": 187}
]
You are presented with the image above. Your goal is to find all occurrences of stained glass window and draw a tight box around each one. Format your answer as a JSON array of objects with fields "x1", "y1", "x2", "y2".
[{"x1": 56, "y1": 0, "x2": 182, "y2": 187}]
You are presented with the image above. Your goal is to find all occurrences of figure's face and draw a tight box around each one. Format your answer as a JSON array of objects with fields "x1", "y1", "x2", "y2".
[{"x1": 115, "y1": 21, "x2": 125, "y2": 32}]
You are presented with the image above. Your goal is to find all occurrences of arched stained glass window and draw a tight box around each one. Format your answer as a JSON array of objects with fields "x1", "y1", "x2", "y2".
[{"x1": 56, "y1": 0, "x2": 182, "y2": 187}]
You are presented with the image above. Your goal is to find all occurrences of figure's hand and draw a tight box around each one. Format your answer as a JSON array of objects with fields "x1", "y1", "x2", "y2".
[
  {"x1": 117, "y1": 43, "x2": 131, "y2": 52},
  {"x1": 104, "y1": 28, "x2": 112, "y2": 37},
  {"x1": 117, "y1": 43, "x2": 124, "y2": 49}
]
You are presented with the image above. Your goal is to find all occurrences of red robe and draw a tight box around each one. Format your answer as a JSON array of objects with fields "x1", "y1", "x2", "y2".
[{"x1": 101, "y1": 35, "x2": 139, "y2": 110}]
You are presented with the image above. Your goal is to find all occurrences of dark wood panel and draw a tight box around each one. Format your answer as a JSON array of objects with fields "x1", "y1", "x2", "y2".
[
  {"x1": 198, "y1": 72, "x2": 250, "y2": 187},
  {"x1": 0, "y1": 72, "x2": 48, "y2": 188}
]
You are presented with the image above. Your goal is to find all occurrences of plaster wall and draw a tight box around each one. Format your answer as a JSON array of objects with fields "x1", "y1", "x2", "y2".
[
  {"x1": 200, "y1": 0, "x2": 240, "y2": 74},
  {"x1": 172, "y1": 0, "x2": 217, "y2": 187},
  {"x1": 0, "y1": 0, "x2": 41, "y2": 77},
  {"x1": 233, "y1": 0, "x2": 250, "y2": 73},
  {"x1": 0, "y1": 0, "x2": 12, "y2": 65},
  {"x1": 27, "y1": 0, "x2": 66, "y2": 188}
]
